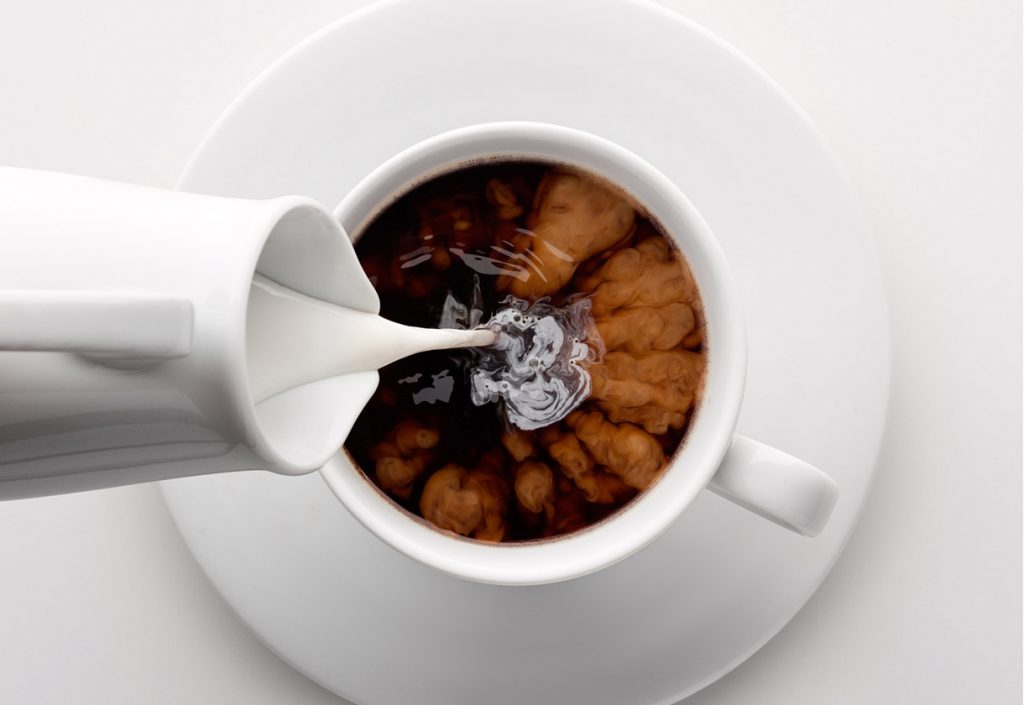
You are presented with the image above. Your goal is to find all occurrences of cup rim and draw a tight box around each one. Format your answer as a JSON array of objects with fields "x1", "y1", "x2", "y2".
[{"x1": 323, "y1": 121, "x2": 746, "y2": 585}]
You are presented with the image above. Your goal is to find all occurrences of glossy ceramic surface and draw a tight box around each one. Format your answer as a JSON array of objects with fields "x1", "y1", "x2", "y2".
[
  {"x1": 162, "y1": 0, "x2": 889, "y2": 702},
  {"x1": 0, "y1": 167, "x2": 377, "y2": 498}
]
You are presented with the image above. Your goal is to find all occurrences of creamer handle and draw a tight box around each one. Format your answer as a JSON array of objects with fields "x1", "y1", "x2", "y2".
[{"x1": 0, "y1": 291, "x2": 192, "y2": 358}]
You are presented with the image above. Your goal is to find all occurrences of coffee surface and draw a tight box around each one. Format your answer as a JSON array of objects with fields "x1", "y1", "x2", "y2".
[{"x1": 347, "y1": 161, "x2": 707, "y2": 542}]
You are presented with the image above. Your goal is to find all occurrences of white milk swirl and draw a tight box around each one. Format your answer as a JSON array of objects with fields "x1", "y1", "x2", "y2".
[{"x1": 443, "y1": 295, "x2": 599, "y2": 430}]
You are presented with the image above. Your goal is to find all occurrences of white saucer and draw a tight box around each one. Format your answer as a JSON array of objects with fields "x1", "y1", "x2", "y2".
[{"x1": 162, "y1": 1, "x2": 889, "y2": 703}]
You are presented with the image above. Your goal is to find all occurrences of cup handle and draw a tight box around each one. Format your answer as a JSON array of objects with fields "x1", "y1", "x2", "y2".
[
  {"x1": 0, "y1": 291, "x2": 192, "y2": 359},
  {"x1": 707, "y1": 435, "x2": 838, "y2": 537}
]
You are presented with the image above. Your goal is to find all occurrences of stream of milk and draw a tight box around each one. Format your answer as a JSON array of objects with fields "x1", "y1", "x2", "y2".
[{"x1": 245, "y1": 274, "x2": 495, "y2": 403}]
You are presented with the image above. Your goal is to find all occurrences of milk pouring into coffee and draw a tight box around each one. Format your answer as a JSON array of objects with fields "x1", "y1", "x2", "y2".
[
  {"x1": 245, "y1": 274, "x2": 496, "y2": 403},
  {"x1": 0, "y1": 124, "x2": 837, "y2": 547},
  {"x1": 246, "y1": 273, "x2": 596, "y2": 429},
  {"x1": 0, "y1": 159, "x2": 711, "y2": 540}
]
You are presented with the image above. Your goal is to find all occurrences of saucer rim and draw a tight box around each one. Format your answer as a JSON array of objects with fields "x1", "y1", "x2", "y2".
[{"x1": 165, "y1": 1, "x2": 890, "y2": 703}]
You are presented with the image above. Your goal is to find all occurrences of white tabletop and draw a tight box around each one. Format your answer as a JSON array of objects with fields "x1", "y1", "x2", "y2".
[{"x1": 0, "y1": 1, "x2": 1019, "y2": 703}]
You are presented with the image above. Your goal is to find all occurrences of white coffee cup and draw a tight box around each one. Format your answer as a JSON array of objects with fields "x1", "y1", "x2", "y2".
[{"x1": 324, "y1": 122, "x2": 839, "y2": 585}]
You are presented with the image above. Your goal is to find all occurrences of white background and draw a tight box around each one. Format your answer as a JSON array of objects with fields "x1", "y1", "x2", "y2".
[{"x1": 0, "y1": 1, "x2": 1020, "y2": 703}]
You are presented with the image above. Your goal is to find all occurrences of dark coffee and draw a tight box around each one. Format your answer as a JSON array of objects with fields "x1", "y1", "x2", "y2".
[{"x1": 346, "y1": 160, "x2": 706, "y2": 542}]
